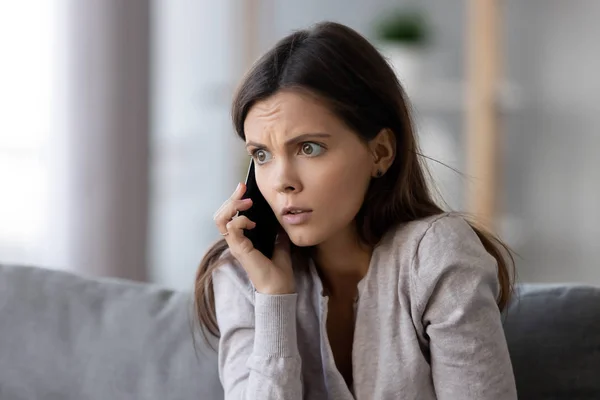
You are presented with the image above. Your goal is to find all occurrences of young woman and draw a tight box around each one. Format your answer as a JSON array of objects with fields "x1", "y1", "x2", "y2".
[{"x1": 195, "y1": 21, "x2": 517, "y2": 400}]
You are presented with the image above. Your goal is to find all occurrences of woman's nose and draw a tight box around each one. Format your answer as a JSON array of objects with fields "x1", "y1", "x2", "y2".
[{"x1": 272, "y1": 162, "x2": 301, "y2": 194}]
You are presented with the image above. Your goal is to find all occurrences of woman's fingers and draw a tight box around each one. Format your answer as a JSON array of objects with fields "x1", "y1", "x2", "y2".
[
  {"x1": 224, "y1": 215, "x2": 257, "y2": 258},
  {"x1": 230, "y1": 182, "x2": 245, "y2": 199},
  {"x1": 211, "y1": 184, "x2": 296, "y2": 294},
  {"x1": 214, "y1": 198, "x2": 253, "y2": 235},
  {"x1": 212, "y1": 182, "x2": 257, "y2": 259},
  {"x1": 213, "y1": 183, "x2": 246, "y2": 220},
  {"x1": 225, "y1": 215, "x2": 256, "y2": 236}
]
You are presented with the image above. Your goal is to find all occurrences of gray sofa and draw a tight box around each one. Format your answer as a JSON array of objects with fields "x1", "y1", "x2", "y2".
[{"x1": 0, "y1": 264, "x2": 599, "y2": 400}]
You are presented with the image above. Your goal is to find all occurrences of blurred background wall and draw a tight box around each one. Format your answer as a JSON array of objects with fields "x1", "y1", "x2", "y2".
[{"x1": 0, "y1": 0, "x2": 598, "y2": 291}]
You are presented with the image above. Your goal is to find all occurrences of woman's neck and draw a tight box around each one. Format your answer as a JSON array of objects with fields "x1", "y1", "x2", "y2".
[{"x1": 311, "y1": 226, "x2": 373, "y2": 298}]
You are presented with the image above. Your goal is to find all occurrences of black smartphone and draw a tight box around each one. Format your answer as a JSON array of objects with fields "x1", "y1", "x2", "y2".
[{"x1": 238, "y1": 160, "x2": 280, "y2": 259}]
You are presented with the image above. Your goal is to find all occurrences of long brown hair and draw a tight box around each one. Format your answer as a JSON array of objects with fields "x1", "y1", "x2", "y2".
[{"x1": 194, "y1": 21, "x2": 515, "y2": 342}]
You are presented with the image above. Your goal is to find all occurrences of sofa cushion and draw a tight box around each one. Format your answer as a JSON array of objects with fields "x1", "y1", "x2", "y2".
[
  {"x1": 3, "y1": 265, "x2": 599, "y2": 400},
  {"x1": 0, "y1": 264, "x2": 223, "y2": 400},
  {"x1": 503, "y1": 284, "x2": 600, "y2": 400}
]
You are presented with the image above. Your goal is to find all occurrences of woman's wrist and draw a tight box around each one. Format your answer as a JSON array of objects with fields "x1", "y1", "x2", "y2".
[{"x1": 256, "y1": 284, "x2": 296, "y2": 295}]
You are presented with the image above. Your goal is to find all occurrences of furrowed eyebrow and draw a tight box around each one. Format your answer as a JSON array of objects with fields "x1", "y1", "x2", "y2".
[{"x1": 245, "y1": 132, "x2": 331, "y2": 149}]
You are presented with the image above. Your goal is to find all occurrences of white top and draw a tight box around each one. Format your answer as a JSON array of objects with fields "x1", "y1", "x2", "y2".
[{"x1": 213, "y1": 213, "x2": 518, "y2": 399}]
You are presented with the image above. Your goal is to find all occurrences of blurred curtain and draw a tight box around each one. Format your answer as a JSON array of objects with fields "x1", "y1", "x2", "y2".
[
  {"x1": 64, "y1": 1, "x2": 150, "y2": 280},
  {"x1": 148, "y1": 0, "x2": 248, "y2": 289}
]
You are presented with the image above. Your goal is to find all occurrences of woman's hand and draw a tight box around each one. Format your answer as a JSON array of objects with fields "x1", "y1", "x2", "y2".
[{"x1": 213, "y1": 183, "x2": 296, "y2": 295}]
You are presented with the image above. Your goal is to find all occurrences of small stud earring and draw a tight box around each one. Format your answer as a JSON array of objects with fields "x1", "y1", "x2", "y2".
[{"x1": 376, "y1": 170, "x2": 383, "y2": 178}]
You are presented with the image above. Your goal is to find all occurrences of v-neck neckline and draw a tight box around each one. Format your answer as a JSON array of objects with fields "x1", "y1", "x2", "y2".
[{"x1": 308, "y1": 243, "x2": 379, "y2": 301}]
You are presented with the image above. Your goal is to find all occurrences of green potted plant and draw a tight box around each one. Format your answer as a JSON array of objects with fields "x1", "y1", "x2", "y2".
[{"x1": 374, "y1": 8, "x2": 431, "y2": 95}]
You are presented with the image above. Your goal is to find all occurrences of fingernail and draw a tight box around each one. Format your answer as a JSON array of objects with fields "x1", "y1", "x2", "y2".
[{"x1": 236, "y1": 182, "x2": 241, "y2": 191}]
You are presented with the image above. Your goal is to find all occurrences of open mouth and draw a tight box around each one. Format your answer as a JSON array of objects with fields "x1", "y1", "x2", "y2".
[
  {"x1": 282, "y1": 208, "x2": 313, "y2": 225},
  {"x1": 282, "y1": 206, "x2": 313, "y2": 216}
]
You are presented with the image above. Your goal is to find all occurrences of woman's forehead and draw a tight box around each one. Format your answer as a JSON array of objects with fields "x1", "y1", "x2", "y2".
[{"x1": 244, "y1": 91, "x2": 341, "y2": 140}]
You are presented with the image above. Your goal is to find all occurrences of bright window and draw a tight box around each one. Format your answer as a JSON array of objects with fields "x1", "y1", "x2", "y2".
[{"x1": 0, "y1": 2, "x2": 65, "y2": 267}]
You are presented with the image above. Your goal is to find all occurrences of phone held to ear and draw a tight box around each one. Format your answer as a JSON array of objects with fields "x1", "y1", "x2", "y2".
[{"x1": 237, "y1": 160, "x2": 280, "y2": 259}]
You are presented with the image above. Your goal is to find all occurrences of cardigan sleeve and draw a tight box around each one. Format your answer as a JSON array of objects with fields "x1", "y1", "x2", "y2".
[
  {"x1": 213, "y1": 262, "x2": 303, "y2": 399},
  {"x1": 411, "y1": 215, "x2": 517, "y2": 400}
]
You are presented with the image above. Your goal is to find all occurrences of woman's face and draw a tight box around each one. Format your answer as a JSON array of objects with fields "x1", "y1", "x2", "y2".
[{"x1": 243, "y1": 90, "x2": 376, "y2": 247}]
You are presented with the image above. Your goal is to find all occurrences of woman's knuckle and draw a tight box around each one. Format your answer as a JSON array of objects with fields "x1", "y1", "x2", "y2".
[{"x1": 227, "y1": 218, "x2": 239, "y2": 229}]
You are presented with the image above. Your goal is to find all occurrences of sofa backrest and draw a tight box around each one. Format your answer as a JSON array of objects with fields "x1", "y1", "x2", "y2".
[
  {"x1": 0, "y1": 264, "x2": 223, "y2": 400},
  {"x1": 2, "y1": 265, "x2": 600, "y2": 400},
  {"x1": 503, "y1": 284, "x2": 600, "y2": 399}
]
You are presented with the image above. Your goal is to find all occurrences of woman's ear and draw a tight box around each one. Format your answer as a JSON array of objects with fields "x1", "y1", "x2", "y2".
[{"x1": 369, "y1": 128, "x2": 396, "y2": 178}]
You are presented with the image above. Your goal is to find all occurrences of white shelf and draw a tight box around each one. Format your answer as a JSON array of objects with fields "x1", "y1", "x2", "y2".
[{"x1": 409, "y1": 80, "x2": 525, "y2": 113}]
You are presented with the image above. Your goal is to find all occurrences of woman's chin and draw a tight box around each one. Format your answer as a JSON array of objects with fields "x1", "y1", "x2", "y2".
[{"x1": 286, "y1": 228, "x2": 321, "y2": 248}]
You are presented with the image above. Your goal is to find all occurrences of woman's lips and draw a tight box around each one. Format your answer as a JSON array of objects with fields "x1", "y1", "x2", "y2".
[{"x1": 282, "y1": 210, "x2": 313, "y2": 225}]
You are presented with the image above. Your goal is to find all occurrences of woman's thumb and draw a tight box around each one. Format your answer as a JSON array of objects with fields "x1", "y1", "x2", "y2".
[
  {"x1": 271, "y1": 230, "x2": 291, "y2": 263},
  {"x1": 274, "y1": 230, "x2": 290, "y2": 250}
]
